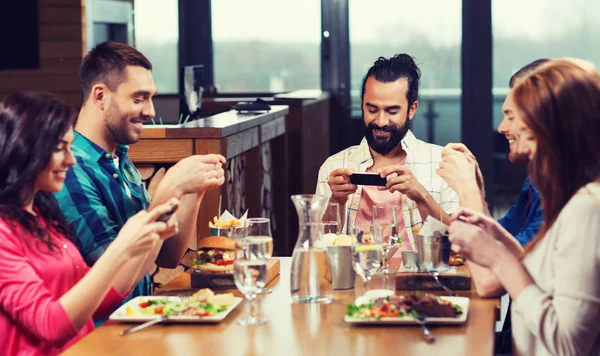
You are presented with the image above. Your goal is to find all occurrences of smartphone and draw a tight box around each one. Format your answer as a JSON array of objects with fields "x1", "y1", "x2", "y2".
[
  {"x1": 349, "y1": 172, "x2": 387, "y2": 186},
  {"x1": 157, "y1": 204, "x2": 178, "y2": 223}
]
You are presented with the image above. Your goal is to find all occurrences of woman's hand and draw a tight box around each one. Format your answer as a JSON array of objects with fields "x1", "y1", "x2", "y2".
[
  {"x1": 448, "y1": 219, "x2": 507, "y2": 269},
  {"x1": 110, "y1": 199, "x2": 180, "y2": 259},
  {"x1": 453, "y1": 208, "x2": 525, "y2": 257},
  {"x1": 448, "y1": 208, "x2": 522, "y2": 269}
]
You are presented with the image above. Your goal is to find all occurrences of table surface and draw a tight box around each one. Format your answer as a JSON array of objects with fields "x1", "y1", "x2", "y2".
[{"x1": 63, "y1": 258, "x2": 500, "y2": 356}]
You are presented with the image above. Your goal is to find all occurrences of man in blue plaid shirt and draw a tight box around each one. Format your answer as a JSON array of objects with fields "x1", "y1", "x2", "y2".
[{"x1": 54, "y1": 42, "x2": 226, "y2": 317}]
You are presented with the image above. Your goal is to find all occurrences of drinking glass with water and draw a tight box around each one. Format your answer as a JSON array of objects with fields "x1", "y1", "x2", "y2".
[
  {"x1": 244, "y1": 218, "x2": 274, "y2": 259},
  {"x1": 236, "y1": 218, "x2": 274, "y2": 294},
  {"x1": 372, "y1": 204, "x2": 400, "y2": 274},
  {"x1": 322, "y1": 201, "x2": 341, "y2": 234},
  {"x1": 350, "y1": 224, "x2": 383, "y2": 291},
  {"x1": 233, "y1": 237, "x2": 268, "y2": 326}
]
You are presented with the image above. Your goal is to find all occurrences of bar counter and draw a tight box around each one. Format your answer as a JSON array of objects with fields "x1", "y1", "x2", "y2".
[{"x1": 128, "y1": 106, "x2": 289, "y2": 246}]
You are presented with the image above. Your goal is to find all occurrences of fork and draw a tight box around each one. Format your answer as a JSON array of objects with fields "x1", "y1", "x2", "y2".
[
  {"x1": 415, "y1": 314, "x2": 435, "y2": 343},
  {"x1": 120, "y1": 298, "x2": 192, "y2": 336},
  {"x1": 428, "y1": 270, "x2": 456, "y2": 297}
]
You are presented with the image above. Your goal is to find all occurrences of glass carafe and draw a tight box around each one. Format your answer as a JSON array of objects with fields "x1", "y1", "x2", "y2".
[{"x1": 290, "y1": 194, "x2": 333, "y2": 303}]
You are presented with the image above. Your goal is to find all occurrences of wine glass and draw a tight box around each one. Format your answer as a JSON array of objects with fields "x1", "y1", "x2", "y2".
[
  {"x1": 372, "y1": 204, "x2": 400, "y2": 274},
  {"x1": 244, "y1": 218, "x2": 273, "y2": 293},
  {"x1": 350, "y1": 224, "x2": 382, "y2": 292},
  {"x1": 322, "y1": 201, "x2": 341, "y2": 245},
  {"x1": 322, "y1": 202, "x2": 341, "y2": 234},
  {"x1": 233, "y1": 236, "x2": 268, "y2": 325}
]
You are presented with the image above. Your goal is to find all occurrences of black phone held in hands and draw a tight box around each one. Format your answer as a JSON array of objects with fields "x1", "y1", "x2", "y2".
[
  {"x1": 157, "y1": 204, "x2": 178, "y2": 223},
  {"x1": 349, "y1": 172, "x2": 387, "y2": 186}
]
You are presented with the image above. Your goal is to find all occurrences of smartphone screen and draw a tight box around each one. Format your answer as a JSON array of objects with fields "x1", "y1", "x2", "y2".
[{"x1": 349, "y1": 172, "x2": 387, "y2": 186}]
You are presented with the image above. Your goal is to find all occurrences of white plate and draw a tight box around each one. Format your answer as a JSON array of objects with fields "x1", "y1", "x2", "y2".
[
  {"x1": 344, "y1": 296, "x2": 470, "y2": 325},
  {"x1": 109, "y1": 296, "x2": 243, "y2": 324}
]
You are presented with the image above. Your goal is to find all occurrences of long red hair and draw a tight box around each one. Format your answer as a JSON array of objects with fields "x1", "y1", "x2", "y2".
[{"x1": 512, "y1": 59, "x2": 600, "y2": 253}]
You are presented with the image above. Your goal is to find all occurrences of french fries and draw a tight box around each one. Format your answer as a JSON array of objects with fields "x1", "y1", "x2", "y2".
[{"x1": 208, "y1": 216, "x2": 241, "y2": 229}]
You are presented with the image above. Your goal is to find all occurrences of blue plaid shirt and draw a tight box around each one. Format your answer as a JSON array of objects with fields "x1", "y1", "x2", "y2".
[
  {"x1": 54, "y1": 131, "x2": 152, "y2": 305},
  {"x1": 497, "y1": 178, "x2": 543, "y2": 246}
]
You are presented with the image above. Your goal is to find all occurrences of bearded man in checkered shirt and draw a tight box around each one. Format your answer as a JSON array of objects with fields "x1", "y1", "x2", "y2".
[{"x1": 316, "y1": 54, "x2": 459, "y2": 250}]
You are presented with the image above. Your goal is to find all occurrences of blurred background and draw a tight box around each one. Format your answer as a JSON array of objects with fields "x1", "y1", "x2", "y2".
[{"x1": 2, "y1": 0, "x2": 600, "y2": 213}]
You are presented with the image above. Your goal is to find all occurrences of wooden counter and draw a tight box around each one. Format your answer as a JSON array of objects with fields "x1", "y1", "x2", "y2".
[
  {"x1": 63, "y1": 259, "x2": 500, "y2": 356},
  {"x1": 202, "y1": 91, "x2": 331, "y2": 255},
  {"x1": 128, "y1": 105, "x2": 289, "y2": 247}
]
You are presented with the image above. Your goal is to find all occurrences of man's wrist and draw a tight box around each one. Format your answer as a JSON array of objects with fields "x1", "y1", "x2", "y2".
[
  {"x1": 159, "y1": 173, "x2": 185, "y2": 198},
  {"x1": 411, "y1": 186, "x2": 430, "y2": 204}
]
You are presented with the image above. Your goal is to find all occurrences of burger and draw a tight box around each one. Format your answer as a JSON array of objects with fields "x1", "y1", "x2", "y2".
[{"x1": 193, "y1": 236, "x2": 236, "y2": 272}]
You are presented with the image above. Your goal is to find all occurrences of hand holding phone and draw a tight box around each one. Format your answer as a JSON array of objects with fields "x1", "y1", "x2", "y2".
[
  {"x1": 349, "y1": 172, "x2": 387, "y2": 186},
  {"x1": 156, "y1": 204, "x2": 178, "y2": 223}
]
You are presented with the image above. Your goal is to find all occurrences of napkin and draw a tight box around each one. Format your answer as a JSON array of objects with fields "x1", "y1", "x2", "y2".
[
  {"x1": 218, "y1": 209, "x2": 248, "y2": 223},
  {"x1": 418, "y1": 216, "x2": 448, "y2": 236}
]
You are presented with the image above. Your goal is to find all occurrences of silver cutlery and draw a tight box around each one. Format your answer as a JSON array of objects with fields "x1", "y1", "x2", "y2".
[
  {"x1": 120, "y1": 301, "x2": 193, "y2": 336},
  {"x1": 428, "y1": 270, "x2": 456, "y2": 297},
  {"x1": 120, "y1": 314, "x2": 173, "y2": 336},
  {"x1": 415, "y1": 314, "x2": 435, "y2": 343}
]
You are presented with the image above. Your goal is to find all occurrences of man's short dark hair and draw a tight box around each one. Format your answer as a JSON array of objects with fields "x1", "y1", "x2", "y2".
[
  {"x1": 360, "y1": 53, "x2": 421, "y2": 104},
  {"x1": 509, "y1": 58, "x2": 550, "y2": 88},
  {"x1": 79, "y1": 41, "x2": 152, "y2": 102}
]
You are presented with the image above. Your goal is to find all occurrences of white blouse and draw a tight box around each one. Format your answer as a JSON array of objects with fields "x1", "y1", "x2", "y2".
[{"x1": 512, "y1": 182, "x2": 600, "y2": 355}]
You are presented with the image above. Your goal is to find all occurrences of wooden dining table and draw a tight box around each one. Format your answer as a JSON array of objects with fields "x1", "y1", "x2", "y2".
[{"x1": 63, "y1": 258, "x2": 500, "y2": 356}]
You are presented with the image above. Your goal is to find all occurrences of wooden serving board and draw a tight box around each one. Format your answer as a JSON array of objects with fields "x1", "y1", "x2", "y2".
[
  {"x1": 190, "y1": 259, "x2": 280, "y2": 290},
  {"x1": 395, "y1": 265, "x2": 471, "y2": 291}
]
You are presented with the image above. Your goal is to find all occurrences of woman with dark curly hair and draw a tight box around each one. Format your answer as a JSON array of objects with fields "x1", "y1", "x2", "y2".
[{"x1": 0, "y1": 92, "x2": 179, "y2": 355}]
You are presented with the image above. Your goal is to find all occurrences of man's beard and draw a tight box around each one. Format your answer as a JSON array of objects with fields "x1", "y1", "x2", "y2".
[
  {"x1": 363, "y1": 115, "x2": 411, "y2": 155},
  {"x1": 105, "y1": 99, "x2": 142, "y2": 145}
]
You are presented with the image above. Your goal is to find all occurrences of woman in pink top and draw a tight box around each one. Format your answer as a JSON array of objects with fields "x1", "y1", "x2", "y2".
[{"x1": 0, "y1": 92, "x2": 179, "y2": 356}]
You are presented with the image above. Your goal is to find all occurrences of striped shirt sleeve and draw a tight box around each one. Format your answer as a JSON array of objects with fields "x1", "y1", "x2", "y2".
[{"x1": 54, "y1": 164, "x2": 120, "y2": 266}]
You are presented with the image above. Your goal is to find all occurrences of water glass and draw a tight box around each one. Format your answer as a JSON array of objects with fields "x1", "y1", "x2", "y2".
[
  {"x1": 244, "y1": 218, "x2": 274, "y2": 259},
  {"x1": 350, "y1": 224, "x2": 382, "y2": 291},
  {"x1": 322, "y1": 201, "x2": 341, "y2": 234},
  {"x1": 233, "y1": 237, "x2": 268, "y2": 326},
  {"x1": 240, "y1": 218, "x2": 273, "y2": 294},
  {"x1": 372, "y1": 204, "x2": 400, "y2": 274}
]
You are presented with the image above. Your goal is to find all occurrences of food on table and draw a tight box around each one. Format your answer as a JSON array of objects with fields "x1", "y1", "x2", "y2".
[
  {"x1": 209, "y1": 216, "x2": 241, "y2": 229},
  {"x1": 449, "y1": 251, "x2": 466, "y2": 266},
  {"x1": 346, "y1": 293, "x2": 462, "y2": 319},
  {"x1": 207, "y1": 293, "x2": 235, "y2": 307},
  {"x1": 412, "y1": 225, "x2": 422, "y2": 234},
  {"x1": 192, "y1": 288, "x2": 215, "y2": 301},
  {"x1": 323, "y1": 233, "x2": 337, "y2": 246},
  {"x1": 129, "y1": 289, "x2": 234, "y2": 317},
  {"x1": 323, "y1": 233, "x2": 356, "y2": 246},
  {"x1": 333, "y1": 234, "x2": 354, "y2": 246},
  {"x1": 360, "y1": 234, "x2": 372, "y2": 244},
  {"x1": 193, "y1": 236, "x2": 235, "y2": 272}
]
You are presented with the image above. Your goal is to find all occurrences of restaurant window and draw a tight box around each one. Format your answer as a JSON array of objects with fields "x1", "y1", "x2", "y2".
[
  {"x1": 492, "y1": 0, "x2": 600, "y2": 128},
  {"x1": 349, "y1": 0, "x2": 462, "y2": 145},
  {"x1": 211, "y1": 0, "x2": 321, "y2": 92},
  {"x1": 133, "y1": 0, "x2": 179, "y2": 94}
]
